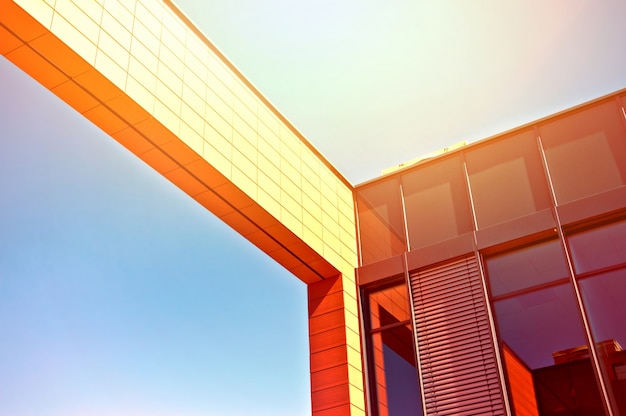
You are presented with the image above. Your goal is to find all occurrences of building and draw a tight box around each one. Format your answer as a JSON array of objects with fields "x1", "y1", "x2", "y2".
[
  {"x1": 1, "y1": 0, "x2": 626, "y2": 415},
  {"x1": 355, "y1": 90, "x2": 626, "y2": 415}
]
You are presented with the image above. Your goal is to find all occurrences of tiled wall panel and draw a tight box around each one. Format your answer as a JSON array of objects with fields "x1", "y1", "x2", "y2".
[{"x1": 309, "y1": 276, "x2": 365, "y2": 416}]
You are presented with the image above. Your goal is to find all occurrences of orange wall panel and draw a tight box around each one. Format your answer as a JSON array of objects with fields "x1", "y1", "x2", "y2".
[
  {"x1": 51, "y1": 80, "x2": 99, "y2": 114},
  {"x1": 503, "y1": 345, "x2": 539, "y2": 416},
  {"x1": 308, "y1": 276, "x2": 365, "y2": 416},
  {"x1": 5, "y1": 44, "x2": 67, "y2": 89},
  {"x1": 311, "y1": 384, "x2": 351, "y2": 413},
  {"x1": 0, "y1": 23, "x2": 23, "y2": 54}
]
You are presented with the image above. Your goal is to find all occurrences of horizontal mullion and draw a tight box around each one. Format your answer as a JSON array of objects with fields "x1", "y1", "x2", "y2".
[
  {"x1": 415, "y1": 301, "x2": 487, "y2": 324},
  {"x1": 420, "y1": 353, "x2": 497, "y2": 374},
  {"x1": 420, "y1": 350, "x2": 493, "y2": 371},
  {"x1": 421, "y1": 365, "x2": 499, "y2": 387},
  {"x1": 418, "y1": 336, "x2": 494, "y2": 358},
  {"x1": 415, "y1": 327, "x2": 492, "y2": 351},
  {"x1": 412, "y1": 266, "x2": 479, "y2": 287},
  {"x1": 412, "y1": 282, "x2": 482, "y2": 303},
  {"x1": 416, "y1": 313, "x2": 489, "y2": 334}
]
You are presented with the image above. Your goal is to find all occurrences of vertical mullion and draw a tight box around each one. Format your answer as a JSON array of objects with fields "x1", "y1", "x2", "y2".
[{"x1": 536, "y1": 130, "x2": 615, "y2": 416}]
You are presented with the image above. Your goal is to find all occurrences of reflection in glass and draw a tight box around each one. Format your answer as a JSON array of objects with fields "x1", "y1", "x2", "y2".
[
  {"x1": 486, "y1": 240, "x2": 569, "y2": 297},
  {"x1": 568, "y1": 219, "x2": 626, "y2": 274},
  {"x1": 402, "y1": 155, "x2": 473, "y2": 249},
  {"x1": 356, "y1": 179, "x2": 406, "y2": 265},
  {"x1": 487, "y1": 242, "x2": 607, "y2": 415},
  {"x1": 540, "y1": 101, "x2": 626, "y2": 204},
  {"x1": 368, "y1": 283, "x2": 411, "y2": 329},
  {"x1": 495, "y1": 284, "x2": 587, "y2": 369},
  {"x1": 494, "y1": 285, "x2": 605, "y2": 415},
  {"x1": 579, "y1": 269, "x2": 626, "y2": 414},
  {"x1": 371, "y1": 327, "x2": 422, "y2": 416},
  {"x1": 466, "y1": 131, "x2": 552, "y2": 229},
  {"x1": 366, "y1": 283, "x2": 422, "y2": 416}
]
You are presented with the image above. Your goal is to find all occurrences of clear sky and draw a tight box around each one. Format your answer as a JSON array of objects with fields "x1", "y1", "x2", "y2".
[{"x1": 1, "y1": 1, "x2": 625, "y2": 415}]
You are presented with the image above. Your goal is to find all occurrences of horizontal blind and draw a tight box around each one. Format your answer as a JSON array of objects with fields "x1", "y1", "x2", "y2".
[{"x1": 410, "y1": 256, "x2": 505, "y2": 415}]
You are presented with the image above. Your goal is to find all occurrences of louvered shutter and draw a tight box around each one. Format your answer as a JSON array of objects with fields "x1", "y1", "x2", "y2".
[{"x1": 410, "y1": 256, "x2": 506, "y2": 415}]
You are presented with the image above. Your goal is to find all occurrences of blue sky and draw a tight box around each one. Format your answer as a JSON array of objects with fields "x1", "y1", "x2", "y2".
[
  {"x1": 1, "y1": 1, "x2": 626, "y2": 415},
  {"x1": 0, "y1": 59, "x2": 309, "y2": 416}
]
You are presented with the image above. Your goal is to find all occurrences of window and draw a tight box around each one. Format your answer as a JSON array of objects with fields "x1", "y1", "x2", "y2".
[
  {"x1": 540, "y1": 101, "x2": 626, "y2": 204},
  {"x1": 356, "y1": 179, "x2": 406, "y2": 265},
  {"x1": 487, "y1": 239, "x2": 569, "y2": 297},
  {"x1": 466, "y1": 130, "x2": 552, "y2": 229},
  {"x1": 569, "y1": 219, "x2": 626, "y2": 414},
  {"x1": 486, "y1": 243, "x2": 606, "y2": 415},
  {"x1": 568, "y1": 219, "x2": 626, "y2": 274},
  {"x1": 402, "y1": 155, "x2": 473, "y2": 249},
  {"x1": 364, "y1": 282, "x2": 422, "y2": 416}
]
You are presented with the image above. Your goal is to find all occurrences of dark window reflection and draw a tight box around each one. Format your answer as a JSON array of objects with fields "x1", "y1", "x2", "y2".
[
  {"x1": 366, "y1": 283, "x2": 422, "y2": 416},
  {"x1": 371, "y1": 327, "x2": 422, "y2": 416},
  {"x1": 402, "y1": 155, "x2": 473, "y2": 250},
  {"x1": 368, "y1": 283, "x2": 412, "y2": 329},
  {"x1": 568, "y1": 219, "x2": 626, "y2": 274},
  {"x1": 486, "y1": 240, "x2": 569, "y2": 297},
  {"x1": 494, "y1": 284, "x2": 588, "y2": 369},
  {"x1": 570, "y1": 219, "x2": 626, "y2": 414},
  {"x1": 487, "y1": 247, "x2": 606, "y2": 415},
  {"x1": 579, "y1": 269, "x2": 626, "y2": 414},
  {"x1": 356, "y1": 179, "x2": 406, "y2": 265},
  {"x1": 466, "y1": 130, "x2": 552, "y2": 229},
  {"x1": 540, "y1": 101, "x2": 626, "y2": 204}
]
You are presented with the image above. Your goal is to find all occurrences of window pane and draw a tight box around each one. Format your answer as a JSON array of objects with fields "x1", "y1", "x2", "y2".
[
  {"x1": 368, "y1": 283, "x2": 411, "y2": 329},
  {"x1": 493, "y1": 284, "x2": 605, "y2": 415},
  {"x1": 568, "y1": 219, "x2": 626, "y2": 274},
  {"x1": 540, "y1": 101, "x2": 626, "y2": 204},
  {"x1": 356, "y1": 179, "x2": 406, "y2": 265},
  {"x1": 579, "y1": 269, "x2": 626, "y2": 414},
  {"x1": 466, "y1": 130, "x2": 552, "y2": 228},
  {"x1": 495, "y1": 284, "x2": 586, "y2": 369},
  {"x1": 370, "y1": 326, "x2": 422, "y2": 416},
  {"x1": 486, "y1": 240, "x2": 570, "y2": 297},
  {"x1": 402, "y1": 155, "x2": 473, "y2": 249}
]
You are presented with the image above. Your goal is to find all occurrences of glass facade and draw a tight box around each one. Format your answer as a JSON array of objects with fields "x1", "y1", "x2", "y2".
[{"x1": 357, "y1": 94, "x2": 626, "y2": 415}]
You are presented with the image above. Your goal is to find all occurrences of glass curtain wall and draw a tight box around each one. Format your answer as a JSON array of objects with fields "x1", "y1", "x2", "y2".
[
  {"x1": 355, "y1": 96, "x2": 626, "y2": 268},
  {"x1": 355, "y1": 93, "x2": 626, "y2": 415}
]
